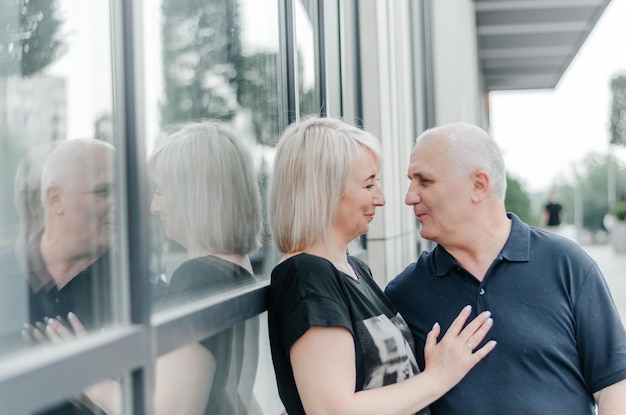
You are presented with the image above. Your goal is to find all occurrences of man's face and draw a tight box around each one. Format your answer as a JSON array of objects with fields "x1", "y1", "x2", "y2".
[
  {"x1": 58, "y1": 152, "x2": 115, "y2": 255},
  {"x1": 405, "y1": 136, "x2": 474, "y2": 244}
]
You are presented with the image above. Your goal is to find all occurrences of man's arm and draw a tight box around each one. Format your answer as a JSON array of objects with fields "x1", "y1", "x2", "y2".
[{"x1": 594, "y1": 379, "x2": 626, "y2": 415}]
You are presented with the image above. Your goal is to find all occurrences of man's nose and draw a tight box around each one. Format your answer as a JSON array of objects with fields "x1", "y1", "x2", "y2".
[{"x1": 405, "y1": 186, "x2": 420, "y2": 206}]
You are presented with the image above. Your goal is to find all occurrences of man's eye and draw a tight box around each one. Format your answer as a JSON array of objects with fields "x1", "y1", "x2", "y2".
[{"x1": 92, "y1": 187, "x2": 110, "y2": 197}]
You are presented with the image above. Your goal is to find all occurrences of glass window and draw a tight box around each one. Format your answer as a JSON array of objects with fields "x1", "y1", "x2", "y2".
[
  {"x1": 295, "y1": 0, "x2": 318, "y2": 115},
  {"x1": 0, "y1": 0, "x2": 126, "y2": 362},
  {"x1": 142, "y1": 0, "x2": 285, "y2": 412},
  {"x1": 144, "y1": 0, "x2": 283, "y2": 307}
]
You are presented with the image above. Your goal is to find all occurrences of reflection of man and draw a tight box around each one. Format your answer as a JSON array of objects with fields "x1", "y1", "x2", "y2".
[
  {"x1": 386, "y1": 123, "x2": 626, "y2": 414},
  {"x1": 0, "y1": 138, "x2": 117, "y2": 414},
  {"x1": 31, "y1": 138, "x2": 115, "y2": 329},
  {"x1": 0, "y1": 138, "x2": 116, "y2": 343}
]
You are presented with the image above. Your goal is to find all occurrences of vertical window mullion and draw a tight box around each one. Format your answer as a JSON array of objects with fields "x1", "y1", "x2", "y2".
[{"x1": 114, "y1": 0, "x2": 155, "y2": 413}]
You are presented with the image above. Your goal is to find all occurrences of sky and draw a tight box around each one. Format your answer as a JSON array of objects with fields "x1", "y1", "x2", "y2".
[{"x1": 489, "y1": 0, "x2": 626, "y2": 194}]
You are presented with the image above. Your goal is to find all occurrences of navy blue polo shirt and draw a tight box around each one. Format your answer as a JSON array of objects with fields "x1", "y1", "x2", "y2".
[{"x1": 386, "y1": 213, "x2": 626, "y2": 415}]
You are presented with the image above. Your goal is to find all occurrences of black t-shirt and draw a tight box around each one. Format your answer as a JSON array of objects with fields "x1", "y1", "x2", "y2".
[
  {"x1": 545, "y1": 202, "x2": 562, "y2": 226},
  {"x1": 163, "y1": 255, "x2": 259, "y2": 415},
  {"x1": 268, "y1": 253, "x2": 429, "y2": 415},
  {"x1": 0, "y1": 243, "x2": 112, "y2": 415}
]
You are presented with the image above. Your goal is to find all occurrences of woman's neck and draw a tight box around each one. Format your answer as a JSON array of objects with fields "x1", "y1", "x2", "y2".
[{"x1": 303, "y1": 239, "x2": 358, "y2": 280}]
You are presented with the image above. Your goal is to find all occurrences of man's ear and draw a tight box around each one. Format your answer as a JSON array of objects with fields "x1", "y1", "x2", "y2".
[
  {"x1": 46, "y1": 185, "x2": 63, "y2": 214},
  {"x1": 471, "y1": 169, "x2": 490, "y2": 201}
]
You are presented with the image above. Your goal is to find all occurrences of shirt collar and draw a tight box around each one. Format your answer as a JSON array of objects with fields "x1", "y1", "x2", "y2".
[
  {"x1": 433, "y1": 212, "x2": 530, "y2": 277},
  {"x1": 25, "y1": 228, "x2": 55, "y2": 293}
]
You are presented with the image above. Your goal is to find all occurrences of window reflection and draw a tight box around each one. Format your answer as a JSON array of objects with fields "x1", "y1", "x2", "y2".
[
  {"x1": 146, "y1": 0, "x2": 282, "y2": 286},
  {"x1": 295, "y1": 0, "x2": 317, "y2": 115},
  {"x1": 0, "y1": 0, "x2": 120, "y2": 367},
  {"x1": 150, "y1": 121, "x2": 262, "y2": 305},
  {"x1": 143, "y1": 2, "x2": 285, "y2": 411}
]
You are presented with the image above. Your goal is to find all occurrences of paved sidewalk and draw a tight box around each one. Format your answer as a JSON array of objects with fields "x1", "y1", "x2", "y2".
[{"x1": 580, "y1": 244, "x2": 626, "y2": 324}]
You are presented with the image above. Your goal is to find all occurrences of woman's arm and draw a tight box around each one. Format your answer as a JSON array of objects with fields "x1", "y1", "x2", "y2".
[
  {"x1": 154, "y1": 343, "x2": 216, "y2": 415},
  {"x1": 291, "y1": 306, "x2": 495, "y2": 415},
  {"x1": 42, "y1": 314, "x2": 216, "y2": 415},
  {"x1": 594, "y1": 379, "x2": 626, "y2": 415}
]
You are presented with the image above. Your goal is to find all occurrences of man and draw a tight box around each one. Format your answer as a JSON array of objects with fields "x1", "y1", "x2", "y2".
[
  {"x1": 541, "y1": 192, "x2": 563, "y2": 230},
  {"x1": 0, "y1": 139, "x2": 117, "y2": 414},
  {"x1": 385, "y1": 123, "x2": 626, "y2": 414}
]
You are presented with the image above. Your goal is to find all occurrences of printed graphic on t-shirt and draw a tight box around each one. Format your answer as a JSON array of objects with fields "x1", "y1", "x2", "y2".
[{"x1": 356, "y1": 314, "x2": 418, "y2": 389}]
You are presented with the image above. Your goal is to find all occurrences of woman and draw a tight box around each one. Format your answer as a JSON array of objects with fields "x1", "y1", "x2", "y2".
[
  {"x1": 267, "y1": 116, "x2": 496, "y2": 415},
  {"x1": 148, "y1": 120, "x2": 263, "y2": 415}
]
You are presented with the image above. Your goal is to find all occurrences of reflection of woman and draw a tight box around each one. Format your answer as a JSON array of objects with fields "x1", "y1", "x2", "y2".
[
  {"x1": 149, "y1": 120, "x2": 263, "y2": 414},
  {"x1": 267, "y1": 116, "x2": 496, "y2": 415},
  {"x1": 13, "y1": 141, "x2": 61, "y2": 260}
]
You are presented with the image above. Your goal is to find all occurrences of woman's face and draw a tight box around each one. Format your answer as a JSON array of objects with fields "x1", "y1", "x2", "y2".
[
  {"x1": 150, "y1": 173, "x2": 187, "y2": 247},
  {"x1": 332, "y1": 149, "x2": 385, "y2": 243}
]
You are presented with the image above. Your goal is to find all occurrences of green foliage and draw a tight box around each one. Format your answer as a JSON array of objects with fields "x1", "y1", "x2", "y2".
[
  {"x1": 612, "y1": 200, "x2": 626, "y2": 221},
  {"x1": 159, "y1": 0, "x2": 284, "y2": 147},
  {"x1": 610, "y1": 73, "x2": 626, "y2": 146},
  {"x1": 160, "y1": 0, "x2": 243, "y2": 124},
  {"x1": 0, "y1": 0, "x2": 66, "y2": 77},
  {"x1": 505, "y1": 175, "x2": 537, "y2": 225},
  {"x1": 565, "y1": 153, "x2": 626, "y2": 231}
]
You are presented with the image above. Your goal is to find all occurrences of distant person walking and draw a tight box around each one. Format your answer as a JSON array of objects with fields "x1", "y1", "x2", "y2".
[{"x1": 541, "y1": 192, "x2": 562, "y2": 230}]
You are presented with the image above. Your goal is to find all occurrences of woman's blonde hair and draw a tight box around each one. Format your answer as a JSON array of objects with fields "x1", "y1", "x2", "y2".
[
  {"x1": 149, "y1": 120, "x2": 261, "y2": 255},
  {"x1": 269, "y1": 116, "x2": 381, "y2": 253}
]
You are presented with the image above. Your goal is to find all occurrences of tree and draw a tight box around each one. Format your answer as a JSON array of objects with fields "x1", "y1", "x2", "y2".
[
  {"x1": 0, "y1": 0, "x2": 66, "y2": 246},
  {"x1": 610, "y1": 73, "x2": 626, "y2": 146},
  {"x1": 237, "y1": 51, "x2": 282, "y2": 146},
  {"x1": 160, "y1": 0, "x2": 242, "y2": 125},
  {"x1": 0, "y1": 0, "x2": 66, "y2": 77},
  {"x1": 505, "y1": 174, "x2": 537, "y2": 225},
  {"x1": 570, "y1": 153, "x2": 626, "y2": 232}
]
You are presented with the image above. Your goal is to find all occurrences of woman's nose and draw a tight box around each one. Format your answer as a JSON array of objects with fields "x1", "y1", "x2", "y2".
[{"x1": 150, "y1": 195, "x2": 159, "y2": 213}]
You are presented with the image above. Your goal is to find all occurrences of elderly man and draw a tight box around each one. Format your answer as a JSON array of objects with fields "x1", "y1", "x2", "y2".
[
  {"x1": 0, "y1": 138, "x2": 118, "y2": 413},
  {"x1": 385, "y1": 123, "x2": 626, "y2": 414},
  {"x1": 22, "y1": 138, "x2": 116, "y2": 331}
]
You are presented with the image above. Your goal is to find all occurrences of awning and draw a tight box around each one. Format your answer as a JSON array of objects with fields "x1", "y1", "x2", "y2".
[{"x1": 475, "y1": 0, "x2": 612, "y2": 91}]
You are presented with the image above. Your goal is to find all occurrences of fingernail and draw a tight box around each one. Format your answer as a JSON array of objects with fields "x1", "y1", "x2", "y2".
[
  {"x1": 432, "y1": 322, "x2": 439, "y2": 330},
  {"x1": 485, "y1": 318, "x2": 493, "y2": 326},
  {"x1": 482, "y1": 311, "x2": 491, "y2": 318},
  {"x1": 68, "y1": 312, "x2": 76, "y2": 320},
  {"x1": 464, "y1": 305, "x2": 472, "y2": 312}
]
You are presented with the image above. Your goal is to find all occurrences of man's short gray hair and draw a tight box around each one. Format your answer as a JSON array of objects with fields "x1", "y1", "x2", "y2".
[{"x1": 417, "y1": 123, "x2": 507, "y2": 200}]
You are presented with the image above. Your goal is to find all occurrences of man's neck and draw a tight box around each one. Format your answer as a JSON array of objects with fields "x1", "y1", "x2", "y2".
[
  {"x1": 444, "y1": 213, "x2": 512, "y2": 282},
  {"x1": 39, "y1": 231, "x2": 101, "y2": 289}
]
